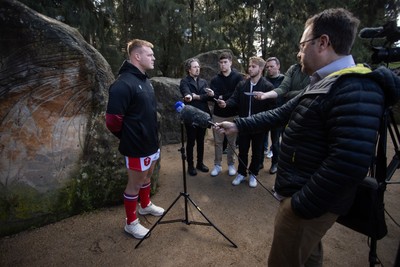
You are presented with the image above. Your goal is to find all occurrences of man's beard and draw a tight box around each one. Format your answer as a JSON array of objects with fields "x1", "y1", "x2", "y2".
[{"x1": 249, "y1": 71, "x2": 260, "y2": 78}]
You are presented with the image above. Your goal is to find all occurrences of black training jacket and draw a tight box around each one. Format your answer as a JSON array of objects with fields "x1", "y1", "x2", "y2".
[
  {"x1": 106, "y1": 60, "x2": 159, "y2": 157},
  {"x1": 210, "y1": 70, "x2": 243, "y2": 117},
  {"x1": 179, "y1": 75, "x2": 212, "y2": 115},
  {"x1": 226, "y1": 77, "x2": 276, "y2": 117}
]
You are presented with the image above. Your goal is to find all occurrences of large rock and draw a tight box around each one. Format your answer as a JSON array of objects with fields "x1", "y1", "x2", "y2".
[
  {"x1": 0, "y1": 2, "x2": 246, "y2": 237},
  {"x1": 0, "y1": 0, "x2": 120, "y2": 236},
  {"x1": 152, "y1": 77, "x2": 182, "y2": 145}
]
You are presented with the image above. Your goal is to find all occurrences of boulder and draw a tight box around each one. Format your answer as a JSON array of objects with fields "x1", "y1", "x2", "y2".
[
  {"x1": 152, "y1": 77, "x2": 182, "y2": 145},
  {"x1": 0, "y1": 0, "x2": 120, "y2": 236},
  {"x1": 0, "y1": 1, "x2": 246, "y2": 237}
]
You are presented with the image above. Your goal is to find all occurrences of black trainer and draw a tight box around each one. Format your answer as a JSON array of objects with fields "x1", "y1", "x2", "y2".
[
  {"x1": 188, "y1": 166, "x2": 197, "y2": 176},
  {"x1": 196, "y1": 163, "x2": 209, "y2": 172},
  {"x1": 269, "y1": 163, "x2": 278, "y2": 174}
]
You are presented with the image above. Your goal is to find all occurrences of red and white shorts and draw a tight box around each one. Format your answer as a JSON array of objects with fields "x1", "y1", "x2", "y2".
[{"x1": 125, "y1": 149, "x2": 160, "y2": 171}]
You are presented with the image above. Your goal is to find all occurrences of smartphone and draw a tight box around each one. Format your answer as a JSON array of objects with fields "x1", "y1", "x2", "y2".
[{"x1": 244, "y1": 92, "x2": 256, "y2": 96}]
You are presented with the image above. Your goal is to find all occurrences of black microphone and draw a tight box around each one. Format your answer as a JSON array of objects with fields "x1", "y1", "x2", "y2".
[
  {"x1": 175, "y1": 101, "x2": 215, "y2": 128},
  {"x1": 359, "y1": 27, "x2": 386, "y2": 39}
]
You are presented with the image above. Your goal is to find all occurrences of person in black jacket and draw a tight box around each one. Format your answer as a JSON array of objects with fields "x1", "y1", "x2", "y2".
[
  {"x1": 260, "y1": 57, "x2": 285, "y2": 174},
  {"x1": 179, "y1": 58, "x2": 214, "y2": 176},
  {"x1": 257, "y1": 61, "x2": 311, "y2": 175},
  {"x1": 217, "y1": 56, "x2": 275, "y2": 188},
  {"x1": 106, "y1": 39, "x2": 164, "y2": 239},
  {"x1": 216, "y1": 8, "x2": 400, "y2": 266},
  {"x1": 209, "y1": 52, "x2": 243, "y2": 177}
]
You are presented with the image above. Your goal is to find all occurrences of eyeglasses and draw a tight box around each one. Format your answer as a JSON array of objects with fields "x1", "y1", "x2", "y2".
[{"x1": 299, "y1": 36, "x2": 321, "y2": 51}]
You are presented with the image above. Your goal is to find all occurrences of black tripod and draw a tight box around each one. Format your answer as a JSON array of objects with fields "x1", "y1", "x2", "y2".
[
  {"x1": 135, "y1": 121, "x2": 237, "y2": 249},
  {"x1": 368, "y1": 107, "x2": 400, "y2": 266},
  {"x1": 336, "y1": 107, "x2": 400, "y2": 266}
]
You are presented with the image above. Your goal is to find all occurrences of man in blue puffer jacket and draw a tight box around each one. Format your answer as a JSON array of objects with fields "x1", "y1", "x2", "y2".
[{"x1": 216, "y1": 8, "x2": 400, "y2": 266}]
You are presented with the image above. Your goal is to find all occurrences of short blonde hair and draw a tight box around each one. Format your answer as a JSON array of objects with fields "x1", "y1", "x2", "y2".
[
  {"x1": 249, "y1": 56, "x2": 266, "y2": 69},
  {"x1": 127, "y1": 39, "x2": 154, "y2": 56}
]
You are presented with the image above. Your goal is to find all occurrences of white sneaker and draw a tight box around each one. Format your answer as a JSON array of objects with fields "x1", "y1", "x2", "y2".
[
  {"x1": 232, "y1": 174, "x2": 245, "y2": 186},
  {"x1": 124, "y1": 218, "x2": 149, "y2": 239},
  {"x1": 139, "y1": 202, "x2": 164, "y2": 216},
  {"x1": 249, "y1": 174, "x2": 257, "y2": 188},
  {"x1": 210, "y1": 165, "x2": 222, "y2": 177},
  {"x1": 228, "y1": 165, "x2": 237, "y2": 176},
  {"x1": 266, "y1": 150, "x2": 273, "y2": 159}
]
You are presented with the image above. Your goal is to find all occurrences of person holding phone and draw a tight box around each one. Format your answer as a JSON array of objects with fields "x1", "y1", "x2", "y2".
[
  {"x1": 217, "y1": 57, "x2": 275, "y2": 187},
  {"x1": 179, "y1": 58, "x2": 215, "y2": 176},
  {"x1": 209, "y1": 52, "x2": 243, "y2": 177}
]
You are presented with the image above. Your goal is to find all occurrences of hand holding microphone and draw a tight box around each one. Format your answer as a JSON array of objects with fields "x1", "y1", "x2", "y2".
[{"x1": 215, "y1": 121, "x2": 239, "y2": 135}]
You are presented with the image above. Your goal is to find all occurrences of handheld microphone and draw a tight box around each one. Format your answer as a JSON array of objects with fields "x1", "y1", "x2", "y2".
[
  {"x1": 359, "y1": 21, "x2": 400, "y2": 42},
  {"x1": 359, "y1": 27, "x2": 385, "y2": 39},
  {"x1": 175, "y1": 101, "x2": 215, "y2": 128}
]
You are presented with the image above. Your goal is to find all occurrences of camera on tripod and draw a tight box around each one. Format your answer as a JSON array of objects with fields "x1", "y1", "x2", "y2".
[
  {"x1": 335, "y1": 20, "x2": 400, "y2": 267},
  {"x1": 359, "y1": 20, "x2": 400, "y2": 64}
]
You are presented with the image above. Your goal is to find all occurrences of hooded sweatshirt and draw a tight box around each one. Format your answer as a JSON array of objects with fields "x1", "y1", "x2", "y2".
[{"x1": 106, "y1": 60, "x2": 159, "y2": 157}]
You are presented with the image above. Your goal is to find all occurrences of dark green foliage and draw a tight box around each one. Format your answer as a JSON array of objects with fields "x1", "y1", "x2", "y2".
[
  {"x1": 19, "y1": 0, "x2": 399, "y2": 75},
  {"x1": 59, "y1": 156, "x2": 126, "y2": 213}
]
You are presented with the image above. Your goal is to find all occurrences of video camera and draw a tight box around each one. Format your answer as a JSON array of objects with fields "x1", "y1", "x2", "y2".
[{"x1": 359, "y1": 21, "x2": 400, "y2": 64}]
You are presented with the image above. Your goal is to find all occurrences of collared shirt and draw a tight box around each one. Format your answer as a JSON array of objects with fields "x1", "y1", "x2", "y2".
[{"x1": 309, "y1": 55, "x2": 356, "y2": 86}]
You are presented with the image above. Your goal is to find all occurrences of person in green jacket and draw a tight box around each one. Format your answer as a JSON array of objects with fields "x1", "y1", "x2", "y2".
[
  {"x1": 259, "y1": 62, "x2": 310, "y2": 102},
  {"x1": 276, "y1": 63, "x2": 310, "y2": 102}
]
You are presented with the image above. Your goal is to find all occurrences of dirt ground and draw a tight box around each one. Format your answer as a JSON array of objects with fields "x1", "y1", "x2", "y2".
[{"x1": 1, "y1": 130, "x2": 399, "y2": 267}]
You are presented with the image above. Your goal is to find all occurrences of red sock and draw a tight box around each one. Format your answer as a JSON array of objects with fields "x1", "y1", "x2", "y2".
[
  {"x1": 139, "y1": 182, "x2": 151, "y2": 208},
  {"x1": 123, "y1": 192, "x2": 138, "y2": 225}
]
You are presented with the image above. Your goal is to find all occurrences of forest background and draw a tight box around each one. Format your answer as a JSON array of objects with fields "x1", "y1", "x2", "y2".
[{"x1": 19, "y1": 0, "x2": 400, "y2": 76}]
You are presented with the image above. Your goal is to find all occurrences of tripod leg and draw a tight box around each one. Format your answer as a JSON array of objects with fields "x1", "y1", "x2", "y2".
[
  {"x1": 368, "y1": 238, "x2": 380, "y2": 267},
  {"x1": 186, "y1": 195, "x2": 238, "y2": 248},
  {"x1": 135, "y1": 193, "x2": 184, "y2": 249},
  {"x1": 135, "y1": 122, "x2": 237, "y2": 249}
]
